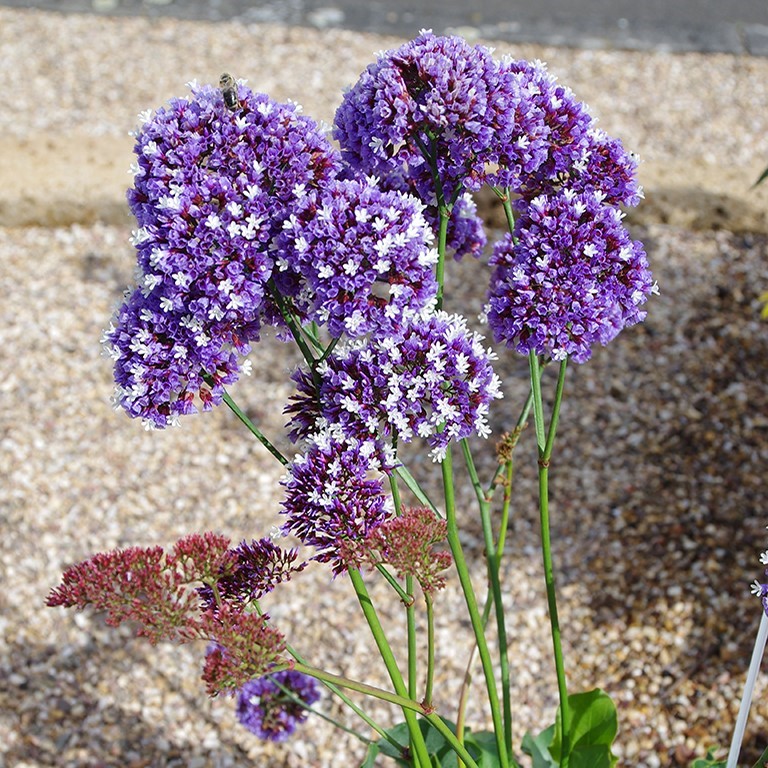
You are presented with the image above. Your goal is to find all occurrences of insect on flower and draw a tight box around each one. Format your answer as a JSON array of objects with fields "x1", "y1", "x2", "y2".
[{"x1": 219, "y1": 72, "x2": 239, "y2": 111}]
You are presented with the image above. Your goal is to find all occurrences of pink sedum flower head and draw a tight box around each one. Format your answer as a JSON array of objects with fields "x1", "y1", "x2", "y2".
[
  {"x1": 364, "y1": 506, "x2": 453, "y2": 593},
  {"x1": 47, "y1": 533, "x2": 293, "y2": 696}
]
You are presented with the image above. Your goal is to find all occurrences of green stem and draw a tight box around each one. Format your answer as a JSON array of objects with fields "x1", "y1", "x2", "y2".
[
  {"x1": 461, "y1": 440, "x2": 512, "y2": 756},
  {"x1": 424, "y1": 592, "x2": 435, "y2": 707},
  {"x1": 291, "y1": 662, "x2": 482, "y2": 768},
  {"x1": 375, "y1": 563, "x2": 413, "y2": 606},
  {"x1": 388, "y1": 474, "x2": 420, "y2": 704},
  {"x1": 393, "y1": 465, "x2": 440, "y2": 515},
  {"x1": 435, "y1": 205, "x2": 450, "y2": 310},
  {"x1": 441, "y1": 446, "x2": 510, "y2": 768},
  {"x1": 484, "y1": 379, "x2": 536, "y2": 499},
  {"x1": 268, "y1": 283, "x2": 317, "y2": 369},
  {"x1": 348, "y1": 569, "x2": 432, "y2": 768},
  {"x1": 292, "y1": 661, "x2": 422, "y2": 713},
  {"x1": 270, "y1": 673, "x2": 372, "y2": 744},
  {"x1": 529, "y1": 352, "x2": 571, "y2": 768},
  {"x1": 423, "y1": 713, "x2": 482, "y2": 768},
  {"x1": 496, "y1": 460, "x2": 514, "y2": 559},
  {"x1": 500, "y1": 191, "x2": 516, "y2": 235},
  {"x1": 300, "y1": 320, "x2": 326, "y2": 354},
  {"x1": 219, "y1": 390, "x2": 288, "y2": 466}
]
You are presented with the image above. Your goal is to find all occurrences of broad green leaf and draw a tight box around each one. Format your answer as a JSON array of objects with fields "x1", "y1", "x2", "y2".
[
  {"x1": 372, "y1": 717, "x2": 462, "y2": 767},
  {"x1": 549, "y1": 689, "x2": 618, "y2": 767},
  {"x1": 464, "y1": 730, "x2": 503, "y2": 767},
  {"x1": 375, "y1": 721, "x2": 414, "y2": 765},
  {"x1": 521, "y1": 726, "x2": 557, "y2": 768},
  {"x1": 569, "y1": 744, "x2": 615, "y2": 768},
  {"x1": 361, "y1": 742, "x2": 381, "y2": 768}
]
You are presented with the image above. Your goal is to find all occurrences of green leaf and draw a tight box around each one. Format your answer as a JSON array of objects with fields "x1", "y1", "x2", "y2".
[
  {"x1": 521, "y1": 726, "x2": 557, "y2": 768},
  {"x1": 569, "y1": 745, "x2": 616, "y2": 768},
  {"x1": 371, "y1": 718, "x2": 507, "y2": 767},
  {"x1": 372, "y1": 718, "x2": 460, "y2": 767},
  {"x1": 753, "y1": 744, "x2": 768, "y2": 768},
  {"x1": 375, "y1": 721, "x2": 413, "y2": 765},
  {"x1": 754, "y1": 164, "x2": 768, "y2": 188},
  {"x1": 361, "y1": 742, "x2": 382, "y2": 768},
  {"x1": 688, "y1": 745, "x2": 726, "y2": 767},
  {"x1": 464, "y1": 730, "x2": 503, "y2": 767},
  {"x1": 549, "y1": 689, "x2": 619, "y2": 767}
]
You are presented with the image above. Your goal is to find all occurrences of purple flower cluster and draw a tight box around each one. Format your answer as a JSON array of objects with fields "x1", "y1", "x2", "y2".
[
  {"x1": 275, "y1": 176, "x2": 438, "y2": 337},
  {"x1": 104, "y1": 81, "x2": 341, "y2": 428},
  {"x1": 286, "y1": 308, "x2": 502, "y2": 461},
  {"x1": 280, "y1": 431, "x2": 395, "y2": 574},
  {"x1": 487, "y1": 57, "x2": 593, "y2": 197},
  {"x1": 750, "y1": 539, "x2": 768, "y2": 616},
  {"x1": 197, "y1": 537, "x2": 307, "y2": 611},
  {"x1": 333, "y1": 33, "x2": 632, "y2": 208},
  {"x1": 333, "y1": 32, "x2": 498, "y2": 202},
  {"x1": 565, "y1": 128, "x2": 642, "y2": 208},
  {"x1": 236, "y1": 670, "x2": 321, "y2": 742},
  {"x1": 486, "y1": 189, "x2": 654, "y2": 363}
]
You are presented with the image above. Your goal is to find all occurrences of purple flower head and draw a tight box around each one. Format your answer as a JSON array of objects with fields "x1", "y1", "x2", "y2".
[
  {"x1": 107, "y1": 80, "x2": 342, "y2": 427},
  {"x1": 197, "y1": 538, "x2": 307, "y2": 611},
  {"x1": 102, "y1": 284, "x2": 251, "y2": 428},
  {"x1": 280, "y1": 430, "x2": 395, "y2": 574},
  {"x1": 334, "y1": 31, "x2": 498, "y2": 200},
  {"x1": 565, "y1": 128, "x2": 643, "y2": 208},
  {"x1": 285, "y1": 308, "x2": 503, "y2": 462},
  {"x1": 442, "y1": 192, "x2": 487, "y2": 260},
  {"x1": 487, "y1": 57, "x2": 594, "y2": 196},
  {"x1": 486, "y1": 188, "x2": 655, "y2": 363},
  {"x1": 750, "y1": 540, "x2": 768, "y2": 616},
  {"x1": 236, "y1": 670, "x2": 321, "y2": 742},
  {"x1": 128, "y1": 81, "x2": 340, "y2": 331},
  {"x1": 752, "y1": 579, "x2": 768, "y2": 616},
  {"x1": 275, "y1": 176, "x2": 438, "y2": 337}
]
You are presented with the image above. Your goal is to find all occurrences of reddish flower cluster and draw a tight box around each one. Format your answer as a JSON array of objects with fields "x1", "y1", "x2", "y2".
[
  {"x1": 200, "y1": 604, "x2": 287, "y2": 697},
  {"x1": 359, "y1": 507, "x2": 452, "y2": 593},
  {"x1": 47, "y1": 532, "x2": 299, "y2": 695}
]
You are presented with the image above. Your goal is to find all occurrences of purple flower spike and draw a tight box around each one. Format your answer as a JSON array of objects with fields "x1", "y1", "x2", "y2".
[
  {"x1": 106, "y1": 80, "x2": 341, "y2": 426},
  {"x1": 236, "y1": 670, "x2": 321, "y2": 742},
  {"x1": 333, "y1": 31, "x2": 498, "y2": 200},
  {"x1": 285, "y1": 308, "x2": 503, "y2": 461},
  {"x1": 486, "y1": 189, "x2": 655, "y2": 363},
  {"x1": 197, "y1": 537, "x2": 307, "y2": 610},
  {"x1": 275, "y1": 176, "x2": 438, "y2": 337},
  {"x1": 280, "y1": 431, "x2": 395, "y2": 574}
]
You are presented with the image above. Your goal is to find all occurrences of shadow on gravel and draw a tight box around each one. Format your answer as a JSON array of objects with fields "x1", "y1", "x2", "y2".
[
  {"x1": 443, "y1": 224, "x2": 768, "y2": 766},
  {"x1": 1, "y1": 628, "x2": 263, "y2": 768}
]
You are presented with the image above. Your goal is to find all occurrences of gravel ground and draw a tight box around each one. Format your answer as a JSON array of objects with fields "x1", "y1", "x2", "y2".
[{"x1": 2, "y1": 7, "x2": 768, "y2": 768}]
